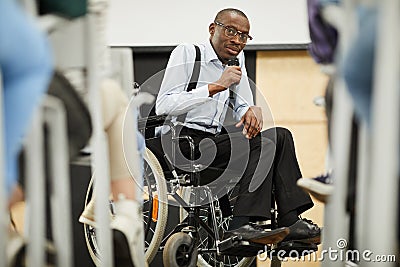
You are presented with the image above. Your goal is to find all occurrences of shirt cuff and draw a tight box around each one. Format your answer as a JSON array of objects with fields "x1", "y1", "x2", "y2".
[
  {"x1": 192, "y1": 85, "x2": 210, "y2": 99},
  {"x1": 236, "y1": 105, "x2": 250, "y2": 121}
]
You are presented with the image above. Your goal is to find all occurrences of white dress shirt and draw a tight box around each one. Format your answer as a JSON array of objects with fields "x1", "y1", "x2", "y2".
[{"x1": 156, "y1": 41, "x2": 254, "y2": 134}]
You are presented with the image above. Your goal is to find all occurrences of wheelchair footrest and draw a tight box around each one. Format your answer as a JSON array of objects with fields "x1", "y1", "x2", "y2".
[
  {"x1": 218, "y1": 236, "x2": 266, "y2": 257},
  {"x1": 270, "y1": 240, "x2": 318, "y2": 258}
]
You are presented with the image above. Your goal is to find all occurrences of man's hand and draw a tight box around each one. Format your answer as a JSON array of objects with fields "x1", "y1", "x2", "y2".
[
  {"x1": 208, "y1": 66, "x2": 241, "y2": 96},
  {"x1": 236, "y1": 106, "x2": 263, "y2": 139}
]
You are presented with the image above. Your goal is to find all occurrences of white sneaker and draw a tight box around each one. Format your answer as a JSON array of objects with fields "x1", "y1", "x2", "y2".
[
  {"x1": 297, "y1": 173, "x2": 334, "y2": 203},
  {"x1": 111, "y1": 198, "x2": 147, "y2": 267},
  {"x1": 7, "y1": 230, "x2": 25, "y2": 267},
  {"x1": 79, "y1": 198, "x2": 114, "y2": 228},
  {"x1": 345, "y1": 261, "x2": 359, "y2": 267},
  {"x1": 7, "y1": 230, "x2": 56, "y2": 267},
  {"x1": 79, "y1": 198, "x2": 97, "y2": 227}
]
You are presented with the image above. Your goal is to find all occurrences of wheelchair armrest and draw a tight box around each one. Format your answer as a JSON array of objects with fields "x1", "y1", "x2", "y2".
[{"x1": 138, "y1": 114, "x2": 171, "y2": 131}]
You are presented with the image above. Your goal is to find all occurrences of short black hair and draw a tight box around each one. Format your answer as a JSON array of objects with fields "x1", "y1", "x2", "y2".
[{"x1": 214, "y1": 8, "x2": 248, "y2": 22}]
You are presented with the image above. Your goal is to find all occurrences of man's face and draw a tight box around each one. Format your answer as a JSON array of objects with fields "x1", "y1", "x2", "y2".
[{"x1": 209, "y1": 12, "x2": 250, "y2": 64}]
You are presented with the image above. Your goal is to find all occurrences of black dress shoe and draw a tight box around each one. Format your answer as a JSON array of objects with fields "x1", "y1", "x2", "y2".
[
  {"x1": 282, "y1": 218, "x2": 321, "y2": 244},
  {"x1": 223, "y1": 223, "x2": 290, "y2": 245}
]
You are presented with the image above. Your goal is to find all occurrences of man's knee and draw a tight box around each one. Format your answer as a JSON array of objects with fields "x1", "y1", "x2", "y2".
[
  {"x1": 261, "y1": 127, "x2": 293, "y2": 143},
  {"x1": 275, "y1": 127, "x2": 294, "y2": 141}
]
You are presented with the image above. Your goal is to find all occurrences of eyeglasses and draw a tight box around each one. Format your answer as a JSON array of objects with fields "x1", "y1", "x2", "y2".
[{"x1": 214, "y1": 21, "x2": 253, "y2": 43}]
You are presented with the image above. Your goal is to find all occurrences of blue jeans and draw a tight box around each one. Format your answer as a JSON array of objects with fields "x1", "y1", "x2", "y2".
[
  {"x1": 0, "y1": 0, "x2": 53, "y2": 194},
  {"x1": 319, "y1": 0, "x2": 340, "y2": 6},
  {"x1": 342, "y1": 6, "x2": 377, "y2": 126}
]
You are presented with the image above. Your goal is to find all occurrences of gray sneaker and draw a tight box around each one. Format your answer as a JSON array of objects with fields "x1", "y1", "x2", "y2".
[{"x1": 297, "y1": 173, "x2": 334, "y2": 203}]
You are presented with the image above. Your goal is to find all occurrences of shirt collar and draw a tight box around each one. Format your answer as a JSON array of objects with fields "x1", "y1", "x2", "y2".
[{"x1": 204, "y1": 40, "x2": 220, "y2": 63}]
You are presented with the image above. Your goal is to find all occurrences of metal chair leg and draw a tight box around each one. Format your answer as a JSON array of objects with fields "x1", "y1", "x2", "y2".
[{"x1": 271, "y1": 256, "x2": 282, "y2": 267}]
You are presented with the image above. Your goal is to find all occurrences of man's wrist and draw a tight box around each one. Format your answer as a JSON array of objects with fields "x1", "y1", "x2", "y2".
[{"x1": 208, "y1": 83, "x2": 226, "y2": 96}]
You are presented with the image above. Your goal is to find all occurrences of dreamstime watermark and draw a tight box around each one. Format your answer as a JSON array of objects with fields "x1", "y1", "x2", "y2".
[{"x1": 257, "y1": 238, "x2": 397, "y2": 263}]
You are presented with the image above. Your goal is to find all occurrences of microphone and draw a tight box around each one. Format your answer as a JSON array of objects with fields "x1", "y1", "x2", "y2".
[{"x1": 227, "y1": 57, "x2": 239, "y2": 100}]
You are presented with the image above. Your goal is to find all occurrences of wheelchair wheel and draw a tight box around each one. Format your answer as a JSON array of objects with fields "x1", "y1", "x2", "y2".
[
  {"x1": 83, "y1": 147, "x2": 168, "y2": 265},
  {"x1": 163, "y1": 232, "x2": 198, "y2": 267},
  {"x1": 142, "y1": 148, "x2": 169, "y2": 262},
  {"x1": 180, "y1": 188, "x2": 255, "y2": 267}
]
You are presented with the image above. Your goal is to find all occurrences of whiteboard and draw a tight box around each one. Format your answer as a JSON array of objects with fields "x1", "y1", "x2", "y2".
[{"x1": 106, "y1": 0, "x2": 311, "y2": 47}]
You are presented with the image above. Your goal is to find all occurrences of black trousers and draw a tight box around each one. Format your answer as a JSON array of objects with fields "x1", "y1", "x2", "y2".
[{"x1": 146, "y1": 126, "x2": 313, "y2": 219}]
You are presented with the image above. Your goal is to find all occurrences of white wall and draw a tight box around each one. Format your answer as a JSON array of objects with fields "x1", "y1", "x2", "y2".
[{"x1": 106, "y1": 0, "x2": 310, "y2": 47}]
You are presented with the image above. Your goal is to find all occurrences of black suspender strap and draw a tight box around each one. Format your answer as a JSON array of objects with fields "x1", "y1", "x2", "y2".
[
  {"x1": 186, "y1": 45, "x2": 201, "y2": 92},
  {"x1": 176, "y1": 44, "x2": 201, "y2": 123}
]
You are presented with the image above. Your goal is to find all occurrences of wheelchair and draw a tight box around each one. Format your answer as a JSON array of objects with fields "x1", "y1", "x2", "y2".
[{"x1": 82, "y1": 113, "x2": 318, "y2": 267}]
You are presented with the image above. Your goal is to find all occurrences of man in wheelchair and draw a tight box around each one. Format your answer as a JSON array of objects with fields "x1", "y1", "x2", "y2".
[{"x1": 147, "y1": 7, "x2": 321, "y2": 250}]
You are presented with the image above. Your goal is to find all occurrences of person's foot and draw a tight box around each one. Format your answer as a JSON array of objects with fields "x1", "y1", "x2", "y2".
[
  {"x1": 79, "y1": 198, "x2": 97, "y2": 227},
  {"x1": 78, "y1": 198, "x2": 114, "y2": 228},
  {"x1": 223, "y1": 223, "x2": 290, "y2": 245},
  {"x1": 7, "y1": 230, "x2": 57, "y2": 267},
  {"x1": 111, "y1": 199, "x2": 147, "y2": 267},
  {"x1": 281, "y1": 218, "x2": 321, "y2": 244},
  {"x1": 297, "y1": 173, "x2": 334, "y2": 203},
  {"x1": 7, "y1": 230, "x2": 25, "y2": 267}
]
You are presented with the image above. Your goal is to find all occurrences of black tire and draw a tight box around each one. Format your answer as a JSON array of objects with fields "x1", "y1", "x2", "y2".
[{"x1": 163, "y1": 232, "x2": 198, "y2": 267}]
